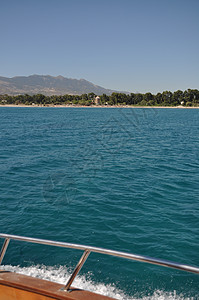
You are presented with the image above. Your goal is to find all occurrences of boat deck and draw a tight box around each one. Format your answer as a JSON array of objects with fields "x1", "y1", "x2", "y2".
[{"x1": 0, "y1": 270, "x2": 113, "y2": 300}]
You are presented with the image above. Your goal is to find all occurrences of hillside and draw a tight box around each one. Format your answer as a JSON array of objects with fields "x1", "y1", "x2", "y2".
[{"x1": 0, "y1": 75, "x2": 121, "y2": 96}]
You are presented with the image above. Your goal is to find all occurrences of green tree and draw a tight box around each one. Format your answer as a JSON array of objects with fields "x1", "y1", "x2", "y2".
[
  {"x1": 33, "y1": 94, "x2": 46, "y2": 104},
  {"x1": 172, "y1": 90, "x2": 183, "y2": 106},
  {"x1": 162, "y1": 91, "x2": 173, "y2": 106},
  {"x1": 127, "y1": 93, "x2": 136, "y2": 105},
  {"x1": 154, "y1": 93, "x2": 162, "y2": 105},
  {"x1": 100, "y1": 94, "x2": 109, "y2": 104},
  {"x1": 134, "y1": 93, "x2": 143, "y2": 105},
  {"x1": 143, "y1": 93, "x2": 155, "y2": 105}
]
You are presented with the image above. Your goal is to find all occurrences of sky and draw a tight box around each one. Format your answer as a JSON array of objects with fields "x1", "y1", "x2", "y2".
[{"x1": 0, "y1": 0, "x2": 199, "y2": 94}]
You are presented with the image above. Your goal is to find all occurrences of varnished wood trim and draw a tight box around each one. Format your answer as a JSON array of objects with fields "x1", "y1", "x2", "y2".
[{"x1": 0, "y1": 271, "x2": 114, "y2": 300}]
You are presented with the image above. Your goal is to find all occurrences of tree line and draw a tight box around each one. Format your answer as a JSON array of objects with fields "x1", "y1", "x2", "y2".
[{"x1": 0, "y1": 89, "x2": 199, "y2": 106}]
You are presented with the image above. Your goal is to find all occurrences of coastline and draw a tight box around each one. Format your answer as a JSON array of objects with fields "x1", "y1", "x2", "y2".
[{"x1": 0, "y1": 104, "x2": 198, "y2": 109}]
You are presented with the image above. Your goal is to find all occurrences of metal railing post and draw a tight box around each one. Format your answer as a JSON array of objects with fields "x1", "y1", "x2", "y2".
[
  {"x1": 0, "y1": 234, "x2": 199, "y2": 275},
  {"x1": 0, "y1": 238, "x2": 10, "y2": 265},
  {"x1": 64, "y1": 250, "x2": 90, "y2": 291}
]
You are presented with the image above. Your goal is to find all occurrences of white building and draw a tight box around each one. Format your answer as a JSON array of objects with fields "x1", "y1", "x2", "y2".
[{"x1": 95, "y1": 96, "x2": 100, "y2": 105}]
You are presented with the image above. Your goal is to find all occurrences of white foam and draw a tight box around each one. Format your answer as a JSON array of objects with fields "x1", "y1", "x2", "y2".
[{"x1": 0, "y1": 265, "x2": 191, "y2": 300}]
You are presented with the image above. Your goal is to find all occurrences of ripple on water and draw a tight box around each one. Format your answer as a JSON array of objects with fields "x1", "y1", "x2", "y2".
[{"x1": 0, "y1": 107, "x2": 198, "y2": 298}]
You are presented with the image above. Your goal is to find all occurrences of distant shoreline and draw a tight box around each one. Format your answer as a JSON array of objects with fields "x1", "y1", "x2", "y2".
[{"x1": 0, "y1": 104, "x2": 198, "y2": 109}]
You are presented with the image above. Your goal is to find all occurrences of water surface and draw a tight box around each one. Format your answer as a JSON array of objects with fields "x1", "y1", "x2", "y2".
[{"x1": 0, "y1": 107, "x2": 198, "y2": 299}]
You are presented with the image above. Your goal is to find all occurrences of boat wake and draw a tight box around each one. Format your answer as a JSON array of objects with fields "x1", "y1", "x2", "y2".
[{"x1": 0, "y1": 265, "x2": 191, "y2": 300}]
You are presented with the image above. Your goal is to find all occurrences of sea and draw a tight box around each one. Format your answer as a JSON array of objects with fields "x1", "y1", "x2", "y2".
[{"x1": 0, "y1": 107, "x2": 198, "y2": 299}]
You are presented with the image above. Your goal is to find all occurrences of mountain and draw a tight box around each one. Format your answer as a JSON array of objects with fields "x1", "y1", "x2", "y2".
[{"x1": 0, "y1": 75, "x2": 124, "y2": 96}]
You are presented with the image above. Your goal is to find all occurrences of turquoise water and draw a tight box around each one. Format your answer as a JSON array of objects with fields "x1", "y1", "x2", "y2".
[{"x1": 0, "y1": 107, "x2": 198, "y2": 299}]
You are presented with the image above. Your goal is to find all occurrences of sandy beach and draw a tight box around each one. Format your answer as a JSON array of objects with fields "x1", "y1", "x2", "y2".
[{"x1": 0, "y1": 104, "x2": 198, "y2": 109}]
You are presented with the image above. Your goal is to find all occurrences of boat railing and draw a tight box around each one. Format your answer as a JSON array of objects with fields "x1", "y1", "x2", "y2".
[{"x1": 0, "y1": 233, "x2": 199, "y2": 291}]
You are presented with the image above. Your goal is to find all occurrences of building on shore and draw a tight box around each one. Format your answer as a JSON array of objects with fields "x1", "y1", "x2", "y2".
[{"x1": 94, "y1": 96, "x2": 100, "y2": 105}]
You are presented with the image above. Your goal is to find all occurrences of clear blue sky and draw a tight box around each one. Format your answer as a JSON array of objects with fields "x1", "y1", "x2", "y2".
[{"x1": 0, "y1": 0, "x2": 199, "y2": 94}]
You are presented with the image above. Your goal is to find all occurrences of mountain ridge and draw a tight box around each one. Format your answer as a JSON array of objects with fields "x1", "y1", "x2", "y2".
[{"x1": 0, "y1": 75, "x2": 127, "y2": 96}]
